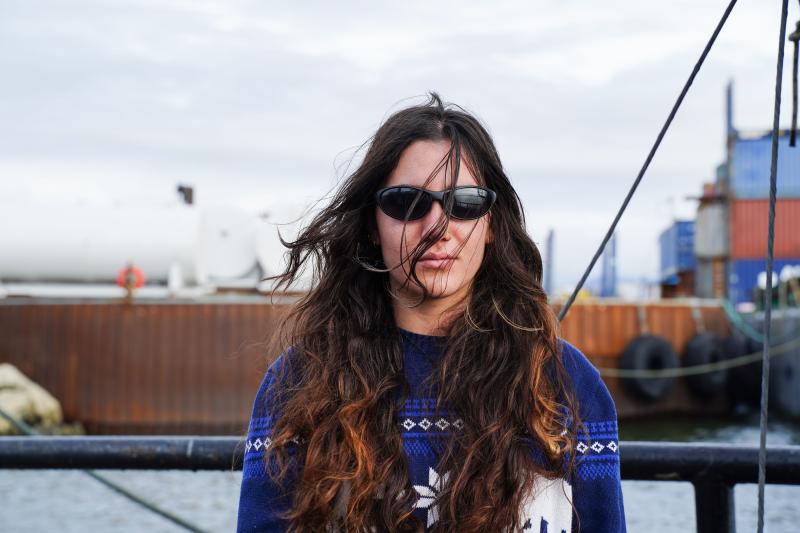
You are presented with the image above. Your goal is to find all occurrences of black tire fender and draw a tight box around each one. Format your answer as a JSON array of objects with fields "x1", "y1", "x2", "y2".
[
  {"x1": 723, "y1": 331, "x2": 763, "y2": 407},
  {"x1": 619, "y1": 334, "x2": 679, "y2": 402},
  {"x1": 683, "y1": 333, "x2": 727, "y2": 398}
]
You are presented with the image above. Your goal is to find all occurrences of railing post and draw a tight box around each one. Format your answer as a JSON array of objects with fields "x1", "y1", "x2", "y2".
[{"x1": 693, "y1": 479, "x2": 735, "y2": 533}]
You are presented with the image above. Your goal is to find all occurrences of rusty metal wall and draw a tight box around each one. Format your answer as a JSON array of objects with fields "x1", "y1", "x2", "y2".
[
  {"x1": 0, "y1": 299, "x2": 734, "y2": 432},
  {"x1": 556, "y1": 301, "x2": 733, "y2": 419},
  {"x1": 0, "y1": 299, "x2": 289, "y2": 435},
  {"x1": 557, "y1": 300, "x2": 731, "y2": 357}
]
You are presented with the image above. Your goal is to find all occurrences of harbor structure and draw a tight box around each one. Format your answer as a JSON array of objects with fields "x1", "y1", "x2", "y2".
[
  {"x1": 689, "y1": 83, "x2": 800, "y2": 307},
  {"x1": 659, "y1": 220, "x2": 696, "y2": 298},
  {"x1": 3, "y1": 82, "x2": 800, "y2": 434}
]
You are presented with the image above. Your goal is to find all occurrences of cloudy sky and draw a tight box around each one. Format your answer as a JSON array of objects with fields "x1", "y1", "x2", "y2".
[{"x1": 0, "y1": 0, "x2": 795, "y2": 293}]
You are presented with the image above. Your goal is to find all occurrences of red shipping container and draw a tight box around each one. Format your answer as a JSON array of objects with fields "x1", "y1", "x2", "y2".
[{"x1": 729, "y1": 198, "x2": 800, "y2": 258}]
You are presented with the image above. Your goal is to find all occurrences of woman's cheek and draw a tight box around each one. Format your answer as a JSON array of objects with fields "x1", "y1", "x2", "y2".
[{"x1": 382, "y1": 229, "x2": 415, "y2": 270}]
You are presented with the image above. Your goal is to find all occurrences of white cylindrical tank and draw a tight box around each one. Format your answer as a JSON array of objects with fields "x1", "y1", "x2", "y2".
[
  {"x1": 0, "y1": 204, "x2": 258, "y2": 285},
  {"x1": 694, "y1": 203, "x2": 729, "y2": 259},
  {"x1": 255, "y1": 204, "x2": 316, "y2": 291},
  {"x1": 197, "y1": 206, "x2": 260, "y2": 284}
]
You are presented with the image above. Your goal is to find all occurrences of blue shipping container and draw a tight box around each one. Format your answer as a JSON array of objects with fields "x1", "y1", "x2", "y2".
[
  {"x1": 659, "y1": 220, "x2": 696, "y2": 282},
  {"x1": 730, "y1": 134, "x2": 800, "y2": 198},
  {"x1": 727, "y1": 257, "x2": 800, "y2": 304}
]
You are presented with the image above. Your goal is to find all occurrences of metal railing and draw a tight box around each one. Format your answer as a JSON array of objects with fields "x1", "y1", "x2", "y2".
[{"x1": 1, "y1": 437, "x2": 799, "y2": 533}]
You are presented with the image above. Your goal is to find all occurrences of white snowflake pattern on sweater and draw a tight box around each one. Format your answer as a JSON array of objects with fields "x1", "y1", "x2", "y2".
[
  {"x1": 412, "y1": 467, "x2": 450, "y2": 528},
  {"x1": 411, "y1": 466, "x2": 572, "y2": 532}
]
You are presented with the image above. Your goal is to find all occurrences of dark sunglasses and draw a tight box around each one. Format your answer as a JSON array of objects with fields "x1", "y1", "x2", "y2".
[{"x1": 375, "y1": 185, "x2": 496, "y2": 221}]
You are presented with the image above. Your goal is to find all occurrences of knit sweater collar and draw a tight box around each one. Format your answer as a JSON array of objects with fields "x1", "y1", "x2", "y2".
[{"x1": 397, "y1": 327, "x2": 447, "y2": 351}]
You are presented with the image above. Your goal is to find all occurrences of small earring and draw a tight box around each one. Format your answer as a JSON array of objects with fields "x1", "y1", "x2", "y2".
[{"x1": 355, "y1": 242, "x2": 386, "y2": 272}]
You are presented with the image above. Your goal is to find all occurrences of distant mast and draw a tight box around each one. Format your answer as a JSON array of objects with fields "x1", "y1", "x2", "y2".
[
  {"x1": 726, "y1": 80, "x2": 735, "y2": 140},
  {"x1": 601, "y1": 232, "x2": 617, "y2": 298},
  {"x1": 544, "y1": 229, "x2": 554, "y2": 299}
]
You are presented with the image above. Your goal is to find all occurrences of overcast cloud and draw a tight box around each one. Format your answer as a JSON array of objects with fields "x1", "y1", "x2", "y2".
[{"x1": 0, "y1": 0, "x2": 794, "y2": 293}]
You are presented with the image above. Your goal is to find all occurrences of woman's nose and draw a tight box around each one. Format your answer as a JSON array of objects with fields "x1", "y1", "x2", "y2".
[{"x1": 421, "y1": 199, "x2": 450, "y2": 239}]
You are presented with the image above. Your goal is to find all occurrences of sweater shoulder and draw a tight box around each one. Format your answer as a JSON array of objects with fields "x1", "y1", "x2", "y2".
[
  {"x1": 250, "y1": 347, "x2": 300, "y2": 419},
  {"x1": 557, "y1": 338, "x2": 618, "y2": 423},
  {"x1": 558, "y1": 340, "x2": 622, "y2": 495},
  {"x1": 558, "y1": 339, "x2": 600, "y2": 397}
]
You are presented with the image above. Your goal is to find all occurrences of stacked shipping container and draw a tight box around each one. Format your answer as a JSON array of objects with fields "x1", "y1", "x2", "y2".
[
  {"x1": 726, "y1": 133, "x2": 800, "y2": 305},
  {"x1": 659, "y1": 220, "x2": 696, "y2": 297},
  {"x1": 729, "y1": 134, "x2": 800, "y2": 198},
  {"x1": 729, "y1": 199, "x2": 800, "y2": 257},
  {"x1": 694, "y1": 185, "x2": 728, "y2": 298}
]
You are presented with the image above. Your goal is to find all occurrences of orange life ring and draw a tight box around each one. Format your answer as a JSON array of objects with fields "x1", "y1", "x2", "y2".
[{"x1": 116, "y1": 265, "x2": 145, "y2": 288}]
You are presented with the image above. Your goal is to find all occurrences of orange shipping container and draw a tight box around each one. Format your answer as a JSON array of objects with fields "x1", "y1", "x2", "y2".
[{"x1": 729, "y1": 198, "x2": 800, "y2": 259}]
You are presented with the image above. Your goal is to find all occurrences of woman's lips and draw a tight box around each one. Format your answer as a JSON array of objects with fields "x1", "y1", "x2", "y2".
[{"x1": 418, "y1": 255, "x2": 456, "y2": 269}]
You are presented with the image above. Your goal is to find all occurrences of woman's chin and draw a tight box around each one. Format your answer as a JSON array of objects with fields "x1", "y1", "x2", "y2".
[
  {"x1": 405, "y1": 284, "x2": 465, "y2": 302},
  {"x1": 391, "y1": 273, "x2": 468, "y2": 303}
]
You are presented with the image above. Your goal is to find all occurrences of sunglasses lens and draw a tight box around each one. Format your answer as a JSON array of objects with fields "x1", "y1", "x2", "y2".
[
  {"x1": 379, "y1": 187, "x2": 431, "y2": 220},
  {"x1": 378, "y1": 186, "x2": 495, "y2": 221},
  {"x1": 450, "y1": 187, "x2": 495, "y2": 219}
]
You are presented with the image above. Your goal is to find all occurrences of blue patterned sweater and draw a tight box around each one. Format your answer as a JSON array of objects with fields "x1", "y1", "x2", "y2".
[{"x1": 237, "y1": 330, "x2": 626, "y2": 532}]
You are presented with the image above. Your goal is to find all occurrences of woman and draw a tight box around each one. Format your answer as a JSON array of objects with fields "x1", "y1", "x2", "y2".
[{"x1": 238, "y1": 93, "x2": 626, "y2": 532}]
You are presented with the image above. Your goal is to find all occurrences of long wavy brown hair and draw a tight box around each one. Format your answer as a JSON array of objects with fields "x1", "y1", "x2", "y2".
[{"x1": 261, "y1": 92, "x2": 584, "y2": 532}]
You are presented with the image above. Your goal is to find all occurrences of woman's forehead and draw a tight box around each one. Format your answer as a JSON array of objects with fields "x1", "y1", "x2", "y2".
[{"x1": 384, "y1": 139, "x2": 479, "y2": 189}]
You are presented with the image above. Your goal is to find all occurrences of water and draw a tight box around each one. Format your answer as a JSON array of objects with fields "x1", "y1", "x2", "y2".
[
  {"x1": 1, "y1": 469, "x2": 241, "y2": 533},
  {"x1": 2, "y1": 414, "x2": 799, "y2": 532},
  {"x1": 620, "y1": 413, "x2": 800, "y2": 532}
]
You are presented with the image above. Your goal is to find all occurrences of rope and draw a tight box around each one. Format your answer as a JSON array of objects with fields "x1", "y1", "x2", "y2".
[
  {"x1": 596, "y1": 333, "x2": 800, "y2": 378},
  {"x1": 0, "y1": 406, "x2": 209, "y2": 533},
  {"x1": 557, "y1": 0, "x2": 738, "y2": 323},
  {"x1": 0, "y1": 407, "x2": 37, "y2": 435},
  {"x1": 720, "y1": 298, "x2": 797, "y2": 344},
  {"x1": 758, "y1": 1, "x2": 790, "y2": 530}
]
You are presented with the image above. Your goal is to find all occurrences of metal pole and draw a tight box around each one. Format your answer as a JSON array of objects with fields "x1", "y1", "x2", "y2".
[{"x1": 693, "y1": 480, "x2": 735, "y2": 533}]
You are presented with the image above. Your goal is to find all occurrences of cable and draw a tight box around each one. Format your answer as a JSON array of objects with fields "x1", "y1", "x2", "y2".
[
  {"x1": 758, "y1": 1, "x2": 790, "y2": 530},
  {"x1": 792, "y1": 1, "x2": 800, "y2": 146},
  {"x1": 790, "y1": 21, "x2": 799, "y2": 146},
  {"x1": 0, "y1": 407, "x2": 209, "y2": 533},
  {"x1": 556, "y1": 0, "x2": 738, "y2": 323},
  {"x1": 595, "y1": 333, "x2": 800, "y2": 378}
]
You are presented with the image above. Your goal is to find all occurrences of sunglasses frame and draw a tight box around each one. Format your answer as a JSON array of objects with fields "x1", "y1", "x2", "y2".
[{"x1": 375, "y1": 185, "x2": 497, "y2": 221}]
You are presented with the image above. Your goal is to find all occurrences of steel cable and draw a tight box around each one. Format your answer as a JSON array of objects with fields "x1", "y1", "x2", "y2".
[
  {"x1": 758, "y1": 1, "x2": 790, "y2": 530},
  {"x1": 556, "y1": 0, "x2": 738, "y2": 323},
  {"x1": 791, "y1": 23, "x2": 799, "y2": 146}
]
